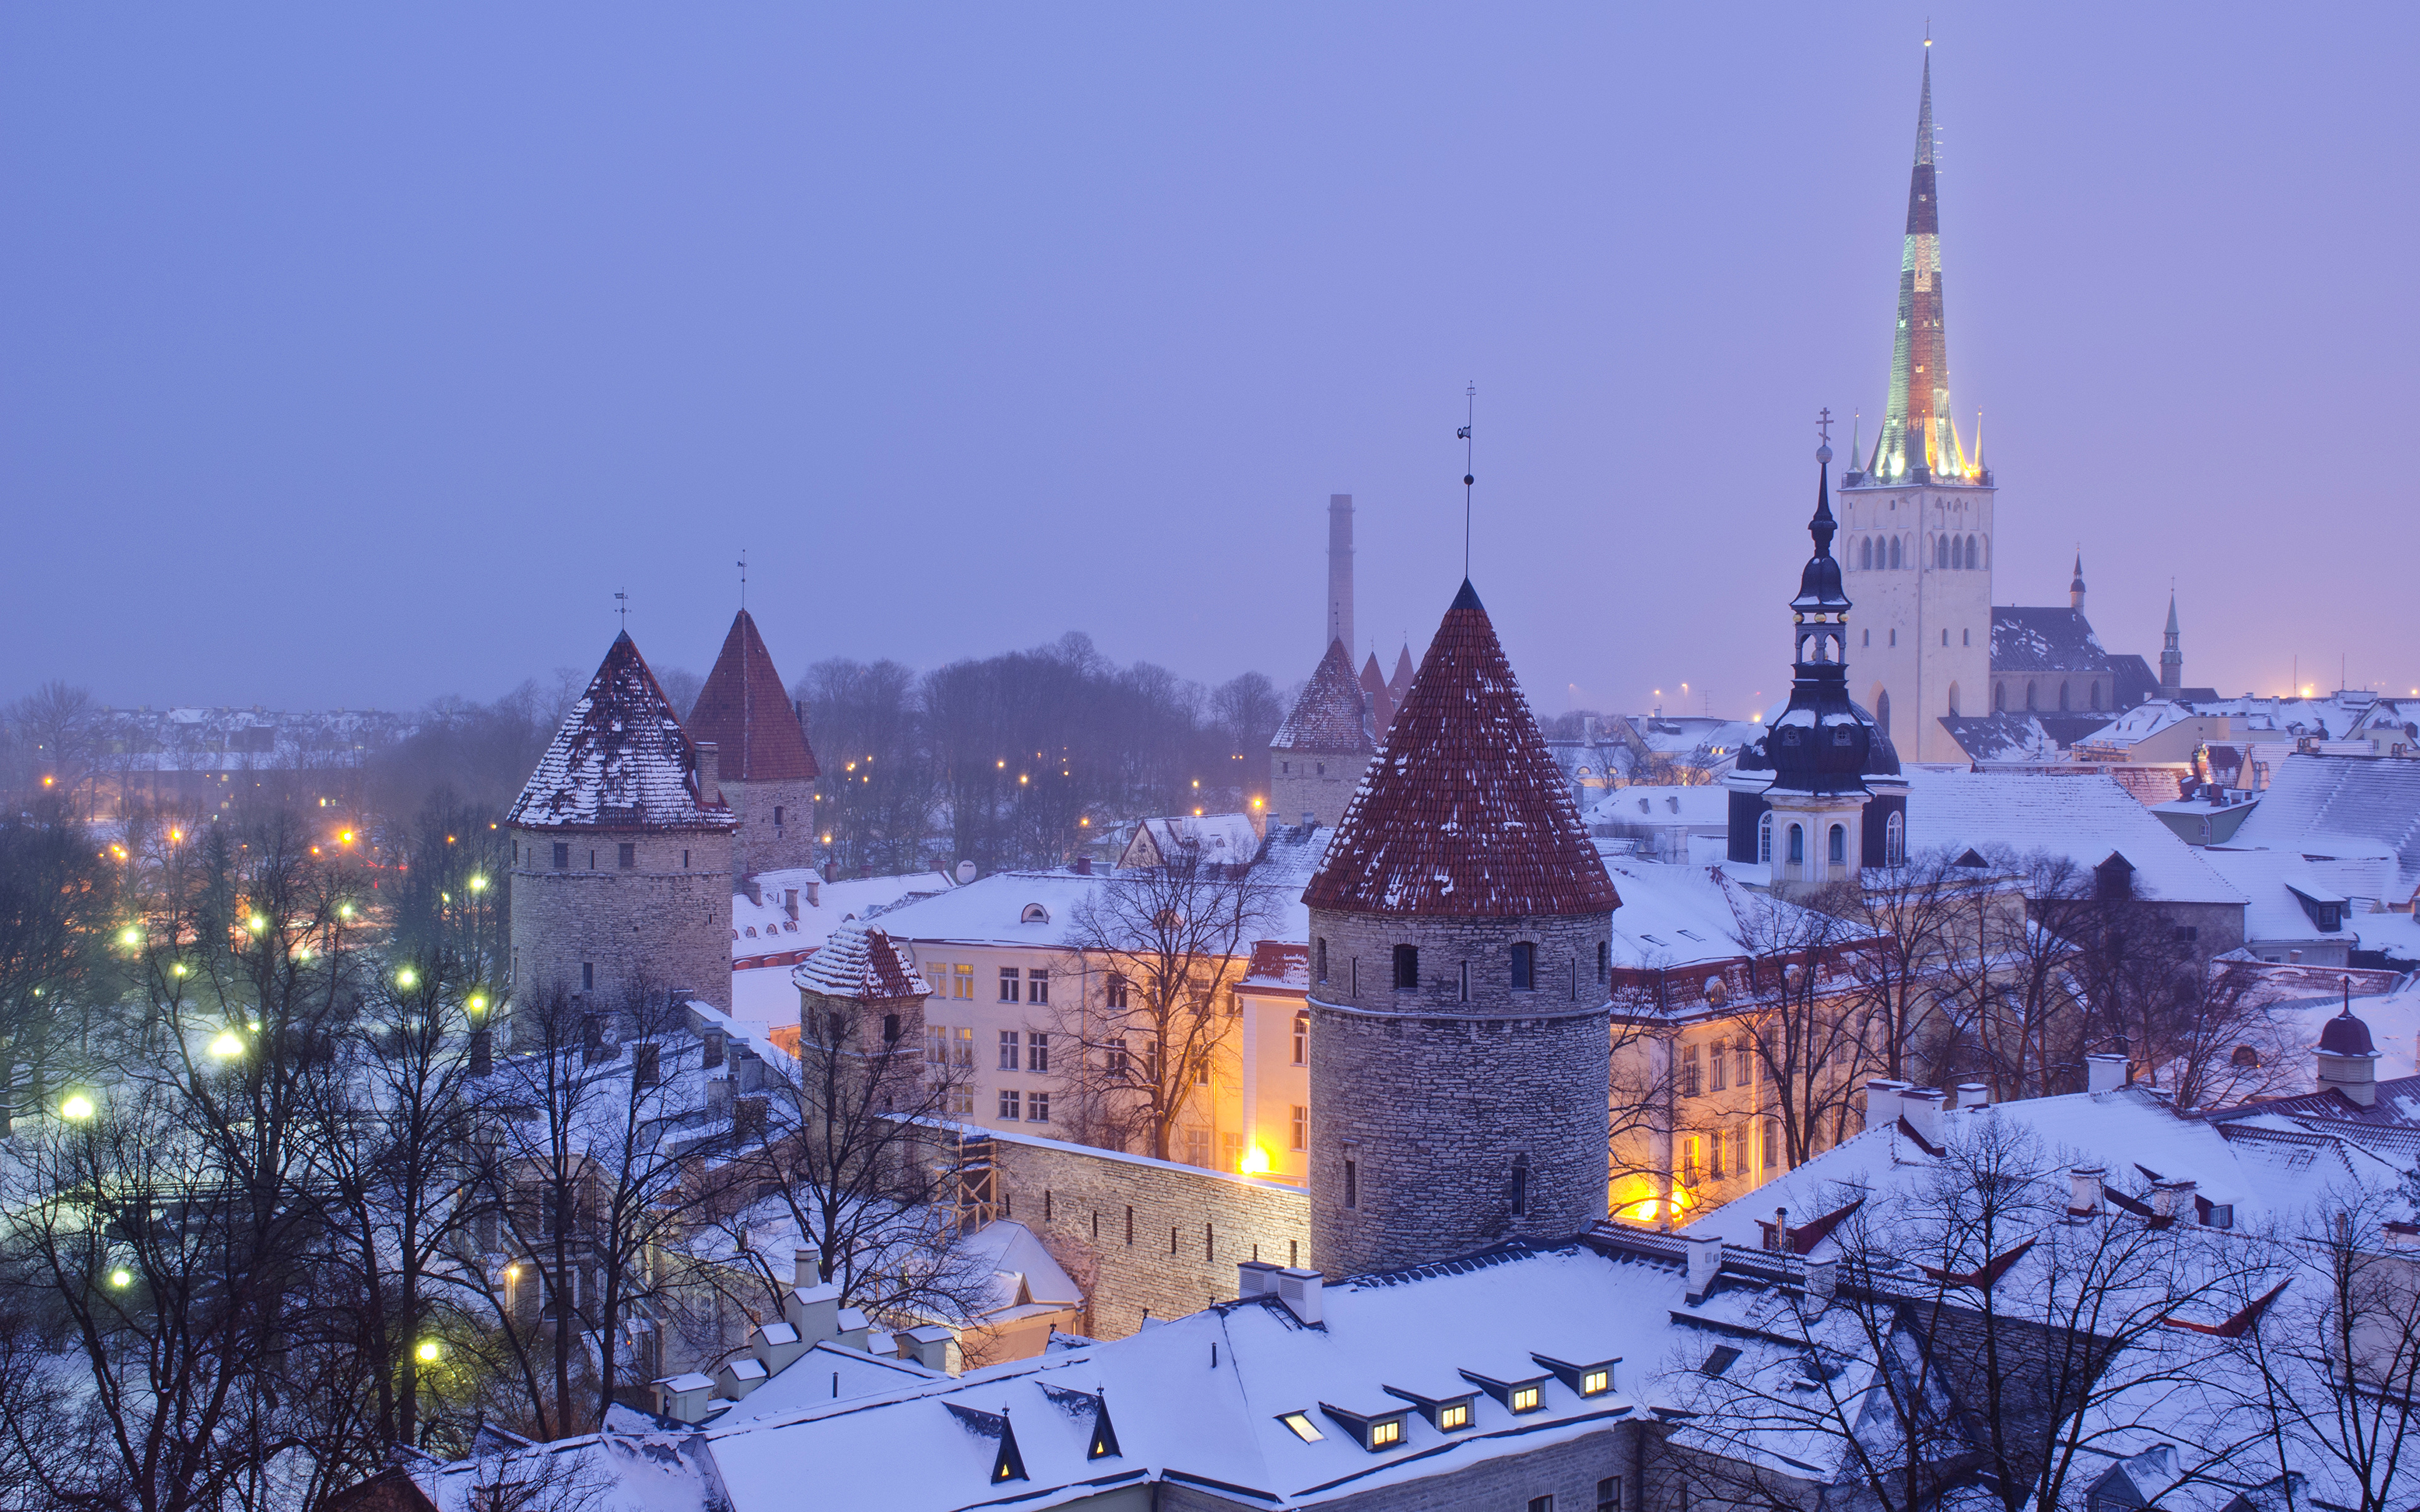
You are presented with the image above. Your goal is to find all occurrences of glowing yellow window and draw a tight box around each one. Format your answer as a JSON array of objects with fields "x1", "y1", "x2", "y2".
[
  {"x1": 1510, "y1": 1385, "x2": 1541, "y2": 1413},
  {"x1": 1279, "y1": 1412, "x2": 1323, "y2": 1443},
  {"x1": 1438, "y1": 1402, "x2": 1469, "y2": 1430},
  {"x1": 1581, "y1": 1370, "x2": 1610, "y2": 1396},
  {"x1": 1369, "y1": 1419, "x2": 1400, "y2": 1446}
]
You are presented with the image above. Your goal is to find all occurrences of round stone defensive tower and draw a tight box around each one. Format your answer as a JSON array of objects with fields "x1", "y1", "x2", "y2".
[
  {"x1": 507, "y1": 631, "x2": 738, "y2": 1016},
  {"x1": 1302, "y1": 580, "x2": 1620, "y2": 1276}
]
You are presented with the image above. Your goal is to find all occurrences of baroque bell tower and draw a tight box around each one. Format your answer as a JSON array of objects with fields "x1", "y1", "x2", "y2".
[{"x1": 1838, "y1": 38, "x2": 1995, "y2": 764}]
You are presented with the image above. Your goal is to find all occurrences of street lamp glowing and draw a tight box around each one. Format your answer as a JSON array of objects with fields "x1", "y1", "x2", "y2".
[
  {"x1": 468, "y1": 994, "x2": 488, "y2": 1014},
  {"x1": 209, "y1": 1032, "x2": 245, "y2": 1059},
  {"x1": 249, "y1": 915, "x2": 267, "y2": 932},
  {"x1": 172, "y1": 963, "x2": 187, "y2": 976},
  {"x1": 417, "y1": 1339, "x2": 442, "y2": 1363},
  {"x1": 339, "y1": 903, "x2": 354, "y2": 919},
  {"x1": 60, "y1": 1094, "x2": 95, "y2": 1121},
  {"x1": 396, "y1": 968, "x2": 418, "y2": 988},
  {"x1": 1241, "y1": 1146, "x2": 1272, "y2": 1175},
  {"x1": 108, "y1": 1268, "x2": 131, "y2": 1288},
  {"x1": 469, "y1": 875, "x2": 487, "y2": 892},
  {"x1": 118, "y1": 927, "x2": 141, "y2": 948}
]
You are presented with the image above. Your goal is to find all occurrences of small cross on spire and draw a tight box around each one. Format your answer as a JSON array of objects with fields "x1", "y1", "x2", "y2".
[{"x1": 614, "y1": 587, "x2": 631, "y2": 628}]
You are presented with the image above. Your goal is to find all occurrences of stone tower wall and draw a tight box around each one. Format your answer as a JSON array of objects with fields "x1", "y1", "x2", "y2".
[
  {"x1": 1306, "y1": 907, "x2": 1612, "y2": 1277},
  {"x1": 725, "y1": 776, "x2": 819, "y2": 878},
  {"x1": 509, "y1": 826, "x2": 734, "y2": 1012},
  {"x1": 1270, "y1": 751, "x2": 1371, "y2": 830},
  {"x1": 1837, "y1": 478, "x2": 1995, "y2": 763}
]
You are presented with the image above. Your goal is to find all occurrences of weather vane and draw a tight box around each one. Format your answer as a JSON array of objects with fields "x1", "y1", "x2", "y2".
[
  {"x1": 1458, "y1": 382, "x2": 1477, "y2": 578},
  {"x1": 737, "y1": 549, "x2": 749, "y2": 609},
  {"x1": 614, "y1": 587, "x2": 630, "y2": 628}
]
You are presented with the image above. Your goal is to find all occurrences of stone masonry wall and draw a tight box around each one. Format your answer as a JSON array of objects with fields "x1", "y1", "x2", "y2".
[
  {"x1": 1309, "y1": 1000, "x2": 1610, "y2": 1276},
  {"x1": 988, "y1": 1130, "x2": 1310, "y2": 1340},
  {"x1": 1308, "y1": 909, "x2": 1612, "y2": 1016},
  {"x1": 725, "y1": 776, "x2": 817, "y2": 879},
  {"x1": 510, "y1": 827, "x2": 734, "y2": 1012},
  {"x1": 1270, "y1": 751, "x2": 1371, "y2": 829}
]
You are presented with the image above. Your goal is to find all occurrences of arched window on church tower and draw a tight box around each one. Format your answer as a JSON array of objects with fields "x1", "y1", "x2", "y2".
[
  {"x1": 2026, "y1": 682, "x2": 2038, "y2": 710},
  {"x1": 2060, "y1": 682, "x2": 2071, "y2": 711},
  {"x1": 1757, "y1": 811, "x2": 1772, "y2": 864},
  {"x1": 1787, "y1": 824, "x2": 1805, "y2": 865},
  {"x1": 1947, "y1": 682, "x2": 1960, "y2": 716},
  {"x1": 1933, "y1": 535, "x2": 1947, "y2": 569},
  {"x1": 1889, "y1": 536, "x2": 1903, "y2": 570},
  {"x1": 1995, "y1": 682, "x2": 2007, "y2": 711},
  {"x1": 2092, "y1": 681, "x2": 2103, "y2": 711},
  {"x1": 1860, "y1": 537, "x2": 1873, "y2": 570},
  {"x1": 1885, "y1": 811, "x2": 1906, "y2": 865},
  {"x1": 1877, "y1": 689, "x2": 1891, "y2": 733},
  {"x1": 1965, "y1": 534, "x2": 1979, "y2": 568},
  {"x1": 1828, "y1": 824, "x2": 1847, "y2": 865}
]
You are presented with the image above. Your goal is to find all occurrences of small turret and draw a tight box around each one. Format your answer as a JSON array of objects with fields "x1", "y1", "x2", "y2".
[{"x1": 2071, "y1": 553, "x2": 2087, "y2": 613}]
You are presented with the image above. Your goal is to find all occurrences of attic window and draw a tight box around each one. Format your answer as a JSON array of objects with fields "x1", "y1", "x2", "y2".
[
  {"x1": 1511, "y1": 1385, "x2": 1540, "y2": 1412},
  {"x1": 1278, "y1": 1411, "x2": 1323, "y2": 1443},
  {"x1": 1021, "y1": 903, "x2": 1051, "y2": 924},
  {"x1": 1702, "y1": 1346, "x2": 1742, "y2": 1377},
  {"x1": 1438, "y1": 1401, "x2": 1468, "y2": 1429}
]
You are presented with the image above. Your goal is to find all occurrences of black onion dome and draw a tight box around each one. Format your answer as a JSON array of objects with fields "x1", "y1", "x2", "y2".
[
  {"x1": 2320, "y1": 1009, "x2": 2377, "y2": 1057},
  {"x1": 1851, "y1": 701, "x2": 1903, "y2": 776}
]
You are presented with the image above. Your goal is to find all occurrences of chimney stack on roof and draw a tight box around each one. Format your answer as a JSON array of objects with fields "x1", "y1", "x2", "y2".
[
  {"x1": 1899, "y1": 1087, "x2": 1946, "y2": 1146},
  {"x1": 1865, "y1": 1079, "x2": 1913, "y2": 1131},
  {"x1": 2152, "y1": 1178, "x2": 2198, "y2": 1223},
  {"x1": 695, "y1": 741, "x2": 722, "y2": 806},
  {"x1": 1807, "y1": 1256, "x2": 1837, "y2": 1303},
  {"x1": 1275, "y1": 1268, "x2": 1323, "y2": 1326},
  {"x1": 2068, "y1": 1166, "x2": 2106, "y2": 1218},
  {"x1": 2085, "y1": 1054, "x2": 2130, "y2": 1094},
  {"x1": 1684, "y1": 1234, "x2": 1724, "y2": 1305}
]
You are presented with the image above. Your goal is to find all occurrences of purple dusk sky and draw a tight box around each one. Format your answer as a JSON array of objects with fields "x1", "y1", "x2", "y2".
[{"x1": 2, "y1": 5, "x2": 2412, "y2": 716}]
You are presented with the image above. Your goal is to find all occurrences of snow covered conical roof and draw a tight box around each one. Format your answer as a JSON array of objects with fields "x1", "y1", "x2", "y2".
[
  {"x1": 686, "y1": 609, "x2": 820, "y2": 782},
  {"x1": 1303, "y1": 581, "x2": 1620, "y2": 918},
  {"x1": 1271, "y1": 639, "x2": 1376, "y2": 755},
  {"x1": 507, "y1": 632, "x2": 736, "y2": 833},
  {"x1": 792, "y1": 921, "x2": 928, "y2": 1001}
]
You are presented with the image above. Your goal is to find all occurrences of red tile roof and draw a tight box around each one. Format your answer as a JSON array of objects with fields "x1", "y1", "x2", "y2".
[
  {"x1": 1271, "y1": 639, "x2": 1376, "y2": 754},
  {"x1": 686, "y1": 609, "x2": 820, "y2": 782},
  {"x1": 1304, "y1": 581, "x2": 1621, "y2": 918},
  {"x1": 1359, "y1": 653, "x2": 1397, "y2": 738},
  {"x1": 508, "y1": 633, "x2": 736, "y2": 833},
  {"x1": 792, "y1": 922, "x2": 928, "y2": 1001}
]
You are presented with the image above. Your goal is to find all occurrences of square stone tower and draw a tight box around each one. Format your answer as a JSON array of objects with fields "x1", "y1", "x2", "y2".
[
  {"x1": 507, "y1": 631, "x2": 738, "y2": 1015},
  {"x1": 685, "y1": 608, "x2": 821, "y2": 879}
]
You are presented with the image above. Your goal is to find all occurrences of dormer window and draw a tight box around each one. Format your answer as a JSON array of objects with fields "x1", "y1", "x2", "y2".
[
  {"x1": 1385, "y1": 1385, "x2": 1479, "y2": 1431},
  {"x1": 1021, "y1": 903, "x2": 1051, "y2": 924},
  {"x1": 1462, "y1": 1368, "x2": 1550, "y2": 1415},
  {"x1": 1278, "y1": 1411, "x2": 1323, "y2": 1443},
  {"x1": 1511, "y1": 1385, "x2": 1540, "y2": 1412},
  {"x1": 1534, "y1": 1353, "x2": 1620, "y2": 1399},
  {"x1": 1317, "y1": 1402, "x2": 1409, "y2": 1452}
]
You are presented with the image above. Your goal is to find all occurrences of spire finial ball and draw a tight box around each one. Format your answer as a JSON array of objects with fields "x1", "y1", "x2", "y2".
[{"x1": 1816, "y1": 444, "x2": 1833, "y2": 464}]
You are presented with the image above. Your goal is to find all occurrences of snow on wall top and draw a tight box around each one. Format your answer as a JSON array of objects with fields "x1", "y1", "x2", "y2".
[
  {"x1": 686, "y1": 609, "x2": 820, "y2": 783},
  {"x1": 791, "y1": 920, "x2": 928, "y2": 1001},
  {"x1": 1270, "y1": 638, "x2": 1377, "y2": 754},
  {"x1": 1304, "y1": 581, "x2": 1622, "y2": 919},
  {"x1": 507, "y1": 632, "x2": 737, "y2": 834}
]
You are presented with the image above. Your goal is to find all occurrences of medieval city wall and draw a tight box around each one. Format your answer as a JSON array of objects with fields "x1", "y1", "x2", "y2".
[
  {"x1": 985, "y1": 1128, "x2": 1310, "y2": 1340},
  {"x1": 725, "y1": 776, "x2": 818, "y2": 878},
  {"x1": 509, "y1": 827, "x2": 734, "y2": 1011}
]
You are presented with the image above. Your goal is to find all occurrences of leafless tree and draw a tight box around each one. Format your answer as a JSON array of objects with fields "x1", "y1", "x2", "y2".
[
  {"x1": 1723, "y1": 878, "x2": 1874, "y2": 1166},
  {"x1": 1054, "y1": 854, "x2": 1278, "y2": 1162},
  {"x1": 1820, "y1": 846, "x2": 1981, "y2": 1084},
  {"x1": 4, "y1": 680, "x2": 104, "y2": 809}
]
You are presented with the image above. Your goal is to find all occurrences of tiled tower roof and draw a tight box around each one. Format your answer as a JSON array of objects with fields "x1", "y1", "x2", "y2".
[
  {"x1": 1272, "y1": 639, "x2": 1376, "y2": 755},
  {"x1": 686, "y1": 609, "x2": 819, "y2": 782},
  {"x1": 1359, "y1": 652, "x2": 1397, "y2": 738},
  {"x1": 1388, "y1": 644, "x2": 1415, "y2": 703},
  {"x1": 1304, "y1": 581, "x2": 1620, "y2": 917},
  {"x1": 507, "y1": 632, "x2": 736, "y2": 833},
  {"x1": 793, "y1": 920, "x2": 928, "y2": 1001}
]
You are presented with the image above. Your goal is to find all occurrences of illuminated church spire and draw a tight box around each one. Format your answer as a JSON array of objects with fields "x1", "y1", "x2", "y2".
[{"x1": 1867, "y1": 40, "x2": 1971, "y2": 483}]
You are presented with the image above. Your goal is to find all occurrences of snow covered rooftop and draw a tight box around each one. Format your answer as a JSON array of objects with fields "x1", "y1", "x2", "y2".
[
  {"x1": 791, "y1": 920, "x2": 928, "y2": 1000},
  {"x1": 2196, "y1": 847, "x2": 2358, "y2": 948},
  {"x1": 1305, "y1": 581, "x2": 1620, "y2": 919},
  {"x1": 1990, "y1": 606, "x2": 2111, "y2": 673},
  {"x1": 1586, "y1": 784, "x2": 1729, "y2": 830},
  {"x1": 873, "y1": 869, "x2": 1108, "y2": 951},
  {"x1": 1270, "y1": 638, "x2": 1376, "y2": 755},
  {"x1": 2225, "y1": 752, "x2": 2420, "y2": 898},
  {"x1": 1901, "y1": 769, "x2": 2245, "y2": 905},
  {"x1": 507, "y1": 632, "x2": 737, "y2": 834},
  {"x1": 1117, "y1": 812, "x2": 1262, "y2": 870}
]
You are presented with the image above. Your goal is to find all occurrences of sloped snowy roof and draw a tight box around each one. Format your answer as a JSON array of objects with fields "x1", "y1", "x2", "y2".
[
  {"x1": 1902, "y1": 770, "x2": 2245, "y2": 905},
  {"x1": 1586, "y1": 784, "x2": 1731, "y2": 830},
  {"x1": 1305, "y1": 581, "x2": 1621, "y2": 919},
  {"x1": 2196, "y1": 848, "x2": 2358, "y2": 948},
  {"x1": 1119, "y1": 813, "x2": 1262, "y2": 870},
  {"x1": 1599, "y1": 856, "x2": 1840, "y2": 973},
  {"x1": 1991, "y1": 606, "x2": 2111, "y2": 673},
  {"x1": 873, "y1": 869, "x2": 1107, "y2": 950},
  {"x1": 2226, "y1": 753, "x2": 2420, "y2": 898},
  {"x1": 686, "y1": 609, "x2": 819, "y2": 783},
  {"x1": 507, "y1": 633, "x2": 736, "y2": 833},
  {"x1": 1269, "y1": 638, "x2": 1376, "y2": 754},
  {"x1": 1936, "y1": 713, "x2": 2063, "y2": 763},
  {"x1": 791, "y1": 920, "x2": 928, "y2": 1000}
]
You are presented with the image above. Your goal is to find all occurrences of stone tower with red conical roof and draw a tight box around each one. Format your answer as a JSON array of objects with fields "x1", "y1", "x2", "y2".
[
  {"x1": 1302, "y1": 581, "x2": 1620, "y2": 1275},
  {"x1": 685, "y1": 609, "x2": 821, "y2": 879},
  {"x1": 507, "y1": 631, "x2": 738, "y2": 1012},
  {"x1": 1268, "y1": 639, "x2": 1378, "y2": 829}
]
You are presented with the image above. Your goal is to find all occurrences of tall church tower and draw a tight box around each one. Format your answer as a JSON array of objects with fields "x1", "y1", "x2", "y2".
[
  {"x1": 1838, "y1": 40, "x2": 1994, "y2": 764},
  {"x1": 1303, "y1": 580, "x2": 1618, "y2": 1276}
]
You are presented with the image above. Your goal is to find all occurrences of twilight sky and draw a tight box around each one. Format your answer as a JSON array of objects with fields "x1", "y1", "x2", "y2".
[{"x1": 3, "y1": 4, "x2": 2413, "y2": 718}]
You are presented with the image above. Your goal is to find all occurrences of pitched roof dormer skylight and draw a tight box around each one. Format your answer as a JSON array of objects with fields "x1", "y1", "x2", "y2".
[
  {"x1": 1317, "y1": 1401, "x2": 1410, "y2": 1451},
  {"x1": 1381, "y1": 1383, "x2": 1480, "y2": 1431},
  {"x1": 1459, "y1": 1367, "x2": 1551, "y2": 1414},
  {"x1": 1531, "y1": 1353, "x2": 1620, "y2": 1398}
]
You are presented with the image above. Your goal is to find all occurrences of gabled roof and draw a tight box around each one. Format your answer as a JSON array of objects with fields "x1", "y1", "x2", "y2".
[
  {"x1": 507, "y1": 633, "x2": 736, "y2": 833},
  {"x1": 791, "y1": 921, "x2": 928, "y2": 1001},
  {"x1": 2228, "y1": 753, "x2": 2420, "y2": 898},
  {"x1": 1991, "y1": 607, "x2": 2112, "y2": 674},
  {"x1": 1304, "y1": 581, "x2": 1620, "y2": 918},
  {"x1": 686, "y1": 609, "x2": 820, "y2": 782},
  {"x1": 1272, "y1": 639, "x2": 1377, "y2": 754}
]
